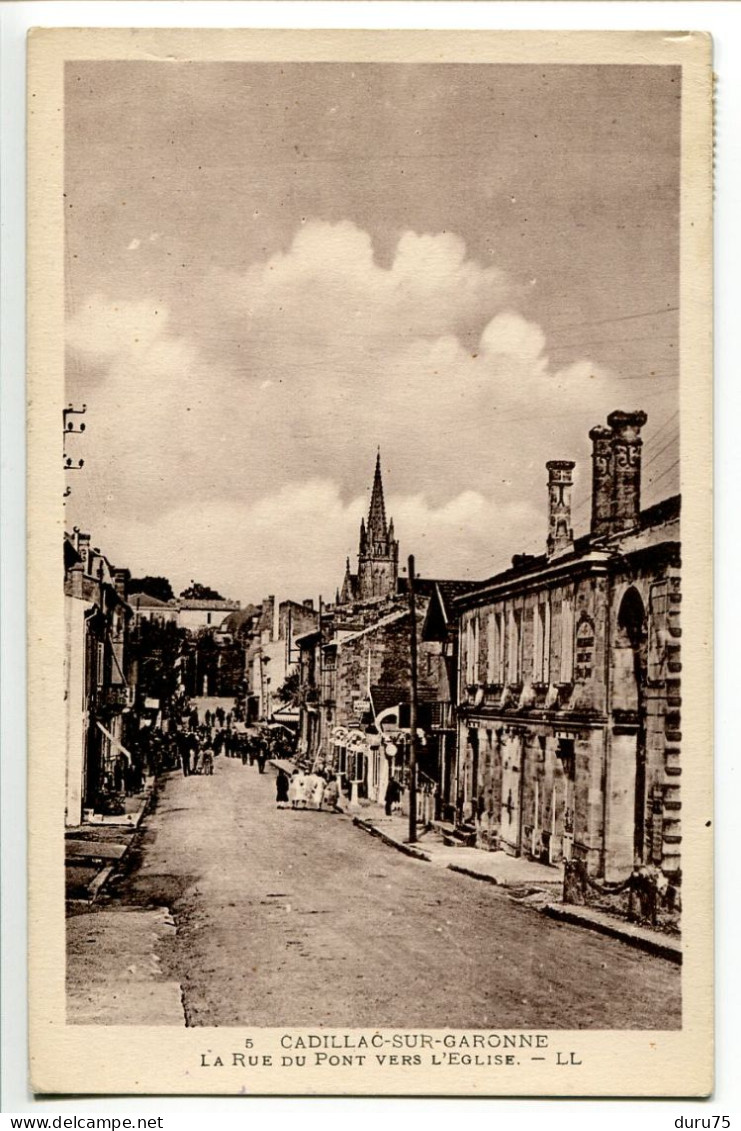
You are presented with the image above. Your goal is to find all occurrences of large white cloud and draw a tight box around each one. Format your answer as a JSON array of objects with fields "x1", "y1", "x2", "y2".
[
  {"x1": 84, "y1": 479, "x2": 543, "y2": 604},
  {"x1": 65, "y1": 220, "x2": 668, "y2": 600}
]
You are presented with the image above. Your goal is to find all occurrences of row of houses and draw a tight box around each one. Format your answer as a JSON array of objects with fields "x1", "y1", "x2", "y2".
[
  {"x1": 64, "y1": 530, "x2": 136, "y2": 826},
  {"x1": 291, "y1": 414, "x2": 682, "y2": 909},
  {"x1": 63, "y1": 536, "x2": 245, "y2": 824},
  {"x1": 128, "y1": 592, "x2": 241, "y2": 631}
]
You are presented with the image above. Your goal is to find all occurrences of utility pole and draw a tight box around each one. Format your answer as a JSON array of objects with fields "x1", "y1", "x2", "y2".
[
  {"x1": 407, "y1": 554, "x2": 419, "y2": 844},
  {"x1": 63, "y1": 403, "x2": 86, "y2": 498}
]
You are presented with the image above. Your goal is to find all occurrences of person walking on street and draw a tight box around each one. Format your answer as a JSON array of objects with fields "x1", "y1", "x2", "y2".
[
  {"x1": 385, "y1": 776, "x2": 401, "y2": 817},
  {"x1": 323, "y1": 774, "x2": 340, "y2": 811},
  {"x1": 275, "y1": 767, "x2": 290, "y2": 808},
  {"x1": 179, "y1": 732, "x2": 191, "y2": 777}
]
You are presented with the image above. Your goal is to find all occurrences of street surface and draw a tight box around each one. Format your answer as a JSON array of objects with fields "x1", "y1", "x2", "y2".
[{"x1": 92, "y1": 757, "x2": 680, "y2": 1029}]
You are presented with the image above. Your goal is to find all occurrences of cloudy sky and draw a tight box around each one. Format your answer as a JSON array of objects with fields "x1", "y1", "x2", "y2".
[{"x1": 64, "y1": 61, "x2": 680, "y2": 605}]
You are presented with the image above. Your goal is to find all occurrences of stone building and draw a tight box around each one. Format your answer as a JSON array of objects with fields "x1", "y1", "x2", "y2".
[
  {"x1": 128, "y1": 591, "x2": 179, "y2": 626},
  {"x1": 64, "y1": 529, "x2": 137, "y2": 826},
  {"x1": 296, "y1": 448, "x2": 476, "y2": 812},
  {"x1": 453, "y1": 411, "x2": 681, "y2": 902},
  {"x1": 177, "y1": 596, "x2": 241, "y2": 632},
  {"x1": 418, "y1": 580, "x2": 480, "y2": 821},
  {"x1": 244, "y1": 596, "x2": 319, "y2": 724}
]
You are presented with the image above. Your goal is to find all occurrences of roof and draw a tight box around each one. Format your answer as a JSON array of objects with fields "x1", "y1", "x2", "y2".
[
  {"x1": 129, "y1": 592, "x2": 174, "y2": 609},
  {"x1": 453, "y1": 494, "x2": 682, "y2": 610},
  {"x1": 333, "y1": 606, "x2": 410, "y2": 646},
  {"x1": 370, "y1": 684, "x2": 438, "y2": 715},
  {"x1": 64, "y1": 535, "x2": 82, "y2": 571},
  {"x1": 367, "y1": 451, "x2": 389, "y2": 540},
  {"x1": 223, "y1": 605, "x2": 261, "y2": 634},
  {"x1": 178, "y1": 598, "x2": 240, "y2": 611},
  {"x1": 639, "y1": 494, "x2": 681, "y2": 529},
  {"x1": 295, "y1": 628, "x2": 322, "y2": 647}
]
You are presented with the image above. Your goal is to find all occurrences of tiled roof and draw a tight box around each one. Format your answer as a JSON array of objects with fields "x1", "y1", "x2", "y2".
[
  {"x1": 370, "y1": 684, "x2": 437, "y2": 715},
  {"x1": 129, "y1": 592, "x2": 173, "y2": 608},
  {"x1": 178, "y1": 598, "x2": 240, "y2": 610}
]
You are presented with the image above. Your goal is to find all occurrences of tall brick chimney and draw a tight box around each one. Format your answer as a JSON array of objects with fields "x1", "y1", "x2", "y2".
[
  {"x1": 546, "y1": 460, "x2": 575, "y2": 559},
  {"x1": 607, "y1": 410, "x2": 647, "y2": 532},
  {"x1": 589, "y1": 424, "x2": 614, "y2": 537}
]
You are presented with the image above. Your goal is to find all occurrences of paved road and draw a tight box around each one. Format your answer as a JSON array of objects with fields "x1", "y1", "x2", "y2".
[{"x1": 110, "y1": 757, "x2": 680, "y2": 1029}]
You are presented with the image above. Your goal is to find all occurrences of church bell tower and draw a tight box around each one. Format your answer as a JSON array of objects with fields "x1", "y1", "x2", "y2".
[{"x1": 357, "y1": 451, "x2": 399, "y2": 601}]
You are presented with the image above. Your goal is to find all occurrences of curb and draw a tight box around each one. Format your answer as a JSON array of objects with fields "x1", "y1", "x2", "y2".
[
  {"x1": 352, "y1": 817, "x2": 432, "y2": 862},
  {"x1": 446, "y1": 862, "x2": 501, "y2": 885},
  {"x1": 87, "y1": 864, "x2": 115, "y2": 904},
  {"x1": 351, "y1": 816, "x2": 680, "y2": 962},
  {"x1": 542, "y1": 903, "x2": 682, "y2": 964},
  {"x1": 66, "y1": 786, "x2": 155, "y2": 906}
]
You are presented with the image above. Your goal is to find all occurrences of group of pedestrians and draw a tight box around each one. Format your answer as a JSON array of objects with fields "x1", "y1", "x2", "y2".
[
  {"x1": 175, "y1": 727, "x2": 214, "y2": 777},
  {"x1": 223, "y1": 730, "x2": 270, "y2": 772},
  {"x1": 275, "y1": 766, "x2": 341, "y2": 812}
]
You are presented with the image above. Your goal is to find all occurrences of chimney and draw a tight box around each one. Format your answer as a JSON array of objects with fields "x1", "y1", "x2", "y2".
[
  {"x1": 546, "y1": 460, "x2": 575, "y2": 559},
  {"x1": 112, "y1": 568, "x2": 130, "y2": 600},
  {"x1": 589, "y1": 424, "x2": 614, "y2": 537},
  {"x1": 607, "y1": 410, "x2": 647, "y2": 532},
  {"x1": 77, "y1": 531, "x2": 91, "y2": 571}
]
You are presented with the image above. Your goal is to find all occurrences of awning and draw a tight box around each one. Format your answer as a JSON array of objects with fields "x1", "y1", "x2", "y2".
[
  {"x1": 271, "y1": 707, "x2": 300, "y2": 728},
  {"x1": 96, "y1": 721, "x2": 134, "y2": 764}
]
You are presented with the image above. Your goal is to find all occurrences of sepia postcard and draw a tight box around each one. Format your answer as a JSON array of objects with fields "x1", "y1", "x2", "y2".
[{"x1": 27, "y1": 28, "x2": 713, "y2": 1097}]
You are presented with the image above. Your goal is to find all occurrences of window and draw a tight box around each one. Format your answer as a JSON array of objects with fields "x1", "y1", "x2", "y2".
[
  {"x1": 463, "y1": 617, "x2": 473, "y2": 686},
  {"x1": 533, "y1": 604, "x2": 543, "y2": 682},
  {"x1": 575, "y1": 617, "x2": 595, "y2": 680},
  {"x1": 496, "y1": 611, "x2": 505, "y2": 683},
  {"x1": 533, "y1": 599, "x2": 551, "y2": 683},
  {"x1": 464, "y1": 614, "x2": 480, "y2": 686},
  {"x1": 560, "y1": 597, "x2": 574, "y2": 683},
  {"x1": 508, "y1": 609, "x2": 522, "y2": 683},
  {"x1": 486, "y1": 613, "x2": 497, "y2": 683}
]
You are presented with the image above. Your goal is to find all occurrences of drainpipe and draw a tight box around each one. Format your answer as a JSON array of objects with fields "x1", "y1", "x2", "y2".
[{"x1": 601, "y1": 563, "x2": 615, "y2": 879}]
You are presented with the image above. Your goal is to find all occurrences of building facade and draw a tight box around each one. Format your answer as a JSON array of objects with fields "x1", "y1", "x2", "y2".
[
  {"x1": 177, "y1": 597, "x2": 241, "y2": 632},
  {"x1": 454, "y1": 411, "x2": 682, "y2": 902},
  {"x1": 297, "y1": 454, "x2": 476, "y2": 814},
  {"x1": 64, "y1": 529, "x2": 137, "y2": 826},
  {"x1": 128, "y1": 592, "x2": 179, "y2": 626},
  {"x1": 244, "y1": 596, "x2": 319, "y2": 723}
]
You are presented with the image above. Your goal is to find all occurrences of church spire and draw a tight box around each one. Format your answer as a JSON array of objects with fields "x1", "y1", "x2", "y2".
[
  {"x1": 367, "y1": 448, "x2": 388, "y2": 541},
  {"x1": 353, "y1": 450, "x2": 399, "y2": 602}
]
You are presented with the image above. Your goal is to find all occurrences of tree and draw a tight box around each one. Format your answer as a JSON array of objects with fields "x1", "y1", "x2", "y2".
[
  {"x1": 179, "y1": 581, "x2": 225, "y2": 601},
  {"x1": 131, "y1": 618, "x2": 188, "y2": 702},
  {"x1": 130, "y1": 575, "x2": 174, "y2": 603},
  {"x1": 274, "y1": 668, "x2": 301, "y2": 706}
]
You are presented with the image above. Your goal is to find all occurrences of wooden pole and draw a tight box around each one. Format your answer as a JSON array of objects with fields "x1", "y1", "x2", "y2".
[{"x1": 408, "y1": 555, "x2": 419, "y2": 844}]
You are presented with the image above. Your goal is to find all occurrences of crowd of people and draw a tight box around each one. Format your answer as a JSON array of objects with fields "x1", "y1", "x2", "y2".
[
  {"x1": 274, "y1": 767, "x2": 342, "y2": 812},
  {"x1": 138, "y1": 701, "x2": 369, "y2": 821},
  {"x1": 135, "y1": 700, "x2": 299, "y2": 783}
]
